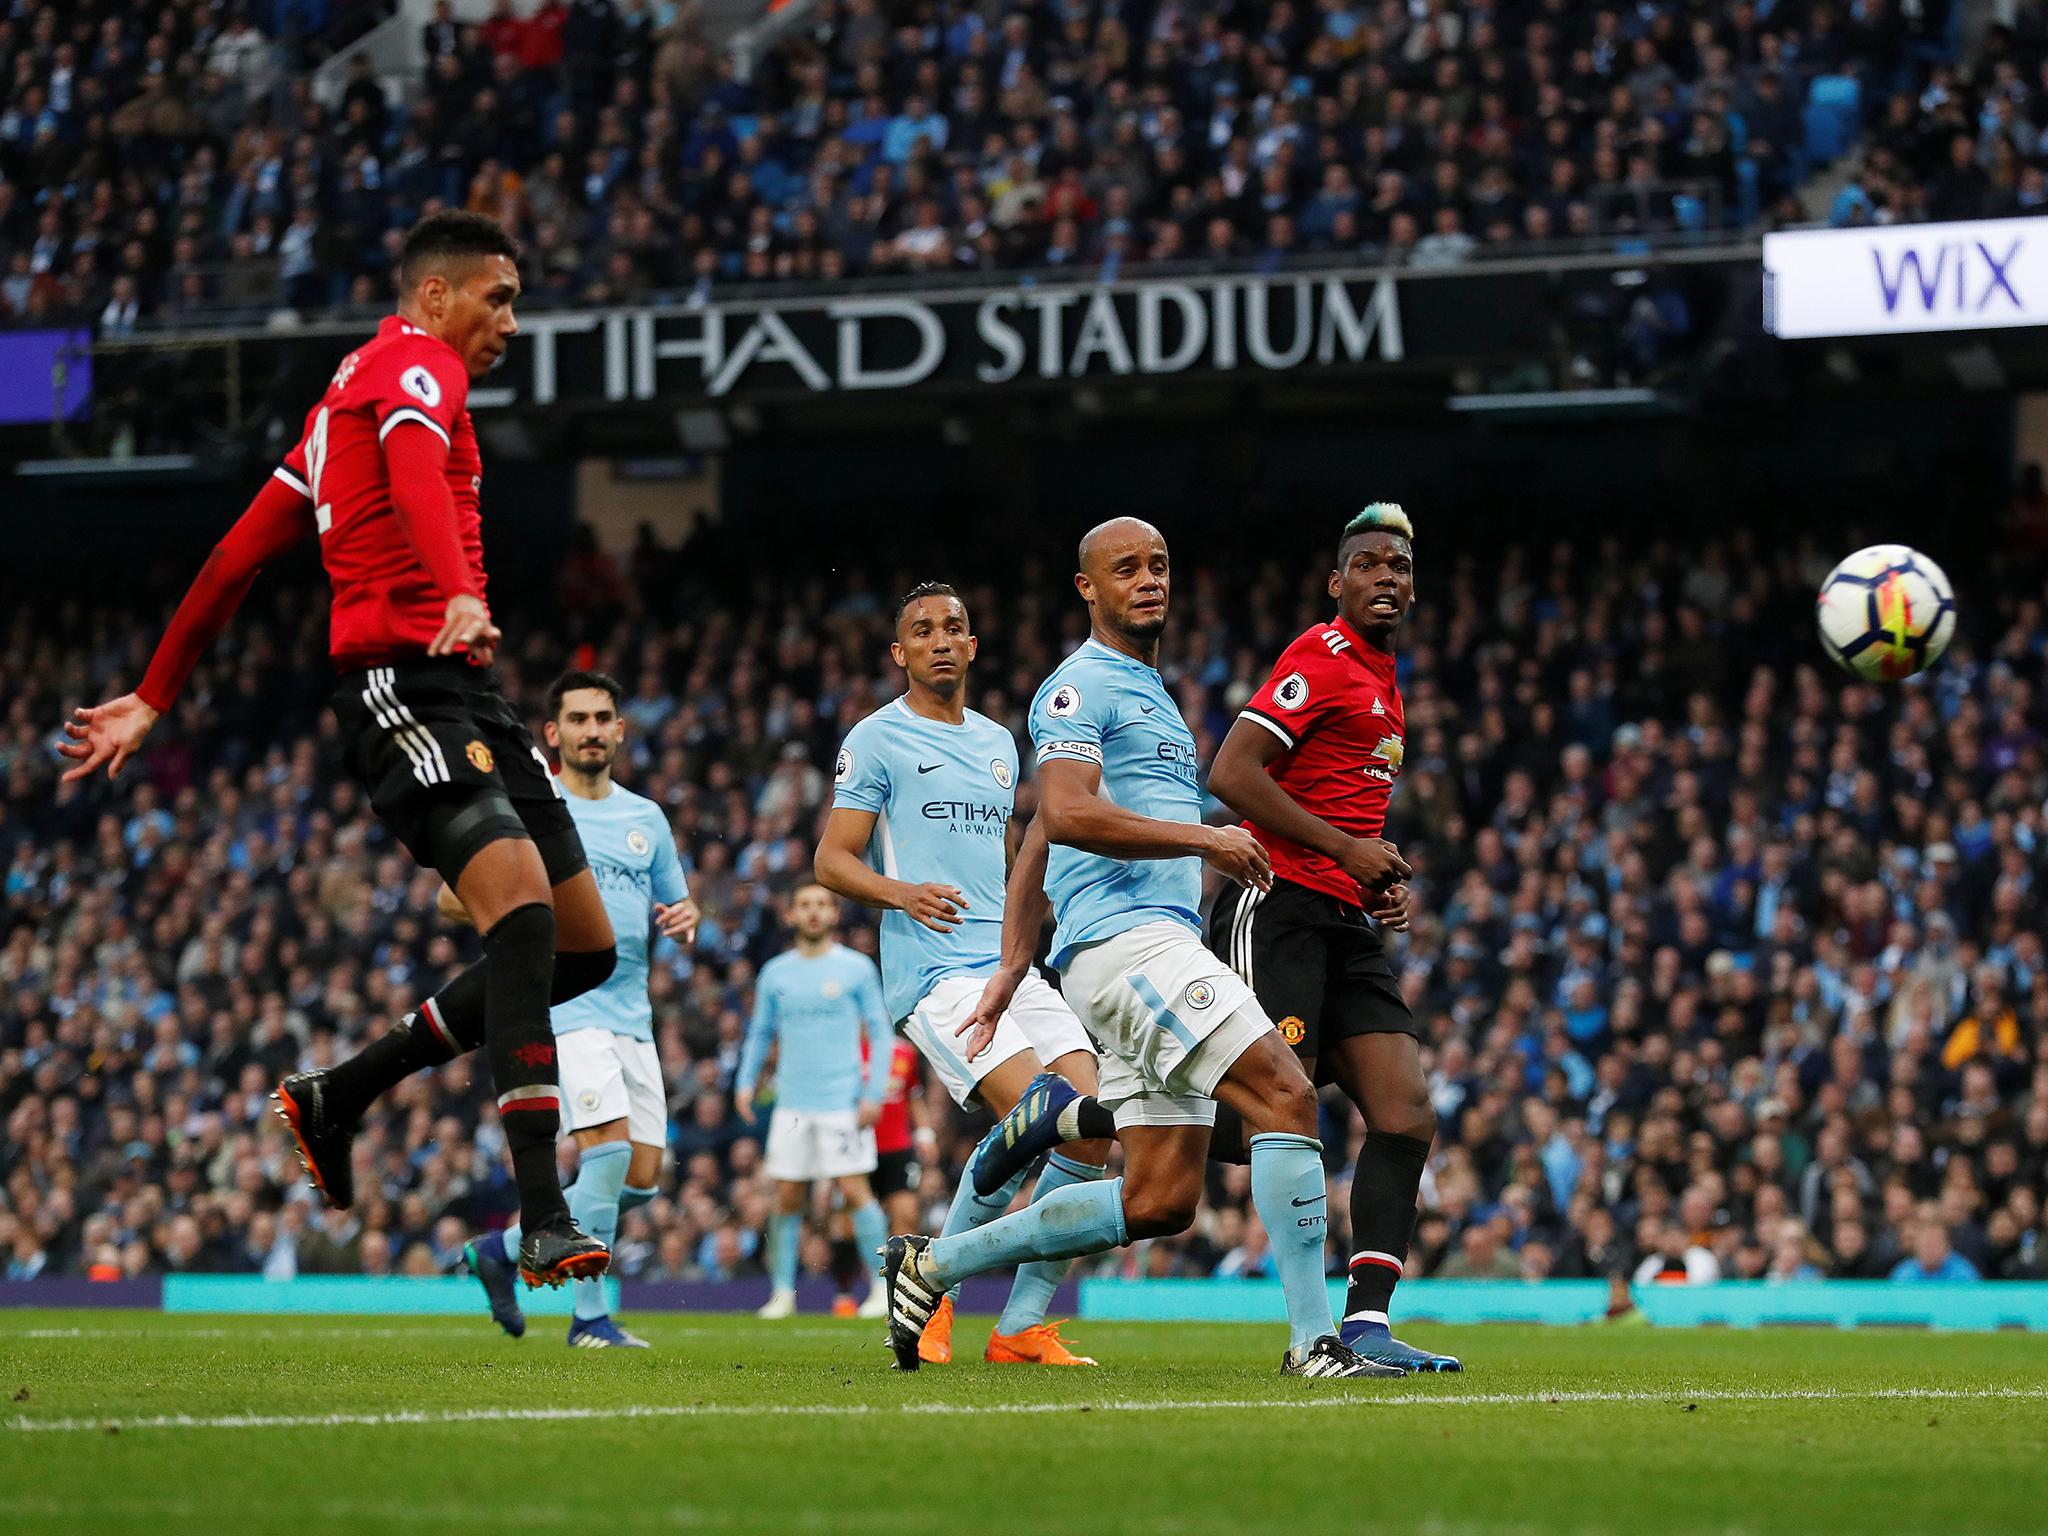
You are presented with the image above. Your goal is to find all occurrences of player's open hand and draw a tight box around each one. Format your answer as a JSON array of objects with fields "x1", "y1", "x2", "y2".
[
  {"x1": 1367, "y1": 882, "x2": 1412, "y2": 932},
  {"x1": 901, "y1": 882, "x2": 968, "y2": 933},
  {"x1": 656, "y1": 898, "x2": 700, "y2": 945},
  {"x1": 57, "y1": 693, "x2": 159, "y2": 784},
  {"x1": 1341, "y1": 837, "x2": 1411, "y2": 895},
  {"x1": 430, "y1": 593, "x2": 501, "y2": 664},
  {"x1": 1201, "y1": 825, "x2": 1273, "y2": 891},
  {"x1": 956, "y1": 970, "x2": 1020, "y2": 1061}
]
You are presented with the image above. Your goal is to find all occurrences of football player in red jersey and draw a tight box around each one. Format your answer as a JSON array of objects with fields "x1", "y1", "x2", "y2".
[
  {"x1": 57, "y1": 212, "x2": 616, "y2": 1289},
  {"x1": 870, "y1": 1037, "x2": 934, "y2": 1239},
  {"x1": 1204, "y1": 502, "x2": 1460, "y2": 1374}
]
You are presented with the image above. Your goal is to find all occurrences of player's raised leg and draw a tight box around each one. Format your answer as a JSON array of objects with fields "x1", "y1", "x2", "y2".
[
  {"x1": 275, "y1": 844, "x2": 615, "y2": 1212},
  {"x1": 904, "y1": 972, "x2": 1111, "y2": 1364},
  {"x1": 983, "y1": 1047, "x2": 1108, "y2": 1364}
]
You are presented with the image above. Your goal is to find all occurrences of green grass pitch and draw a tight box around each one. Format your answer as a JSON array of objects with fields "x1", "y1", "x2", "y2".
[{"x1": 3, "y1": 1310, "x2": 2046, "y2": 1535}]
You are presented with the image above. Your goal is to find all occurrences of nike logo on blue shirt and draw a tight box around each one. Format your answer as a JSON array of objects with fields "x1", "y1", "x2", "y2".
[{"x1": 918, "y1": 763, "x2": 942, "y2": 774}]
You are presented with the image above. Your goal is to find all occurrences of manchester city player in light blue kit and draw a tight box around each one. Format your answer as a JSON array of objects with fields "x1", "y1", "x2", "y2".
[
  {"x1": 736, "y1": 883, "x2": 895, "y2": 1319},
  {"x1": 463, "y1": 671, "x2": 697, "y2": 1348},
  {"x1": 814, "y1": 582, "x2": 1117, "y2": 1367},
  {"x1": 881, "y1": 520, "x2": 1397, "y2": 1379}
]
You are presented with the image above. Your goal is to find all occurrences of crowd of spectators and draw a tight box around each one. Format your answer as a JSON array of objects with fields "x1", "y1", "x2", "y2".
[
  {"x1": 0, "y1": 0, "x2": 2019, "y2": 332},
  {"x1": 2, "y1": 507, "x2": 2045, "y2": 1302}
]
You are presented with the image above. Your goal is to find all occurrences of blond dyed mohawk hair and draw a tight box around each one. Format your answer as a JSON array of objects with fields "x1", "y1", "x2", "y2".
[{"x1": 1341, "y1": 502, "x2": 1414, "y2": 545}]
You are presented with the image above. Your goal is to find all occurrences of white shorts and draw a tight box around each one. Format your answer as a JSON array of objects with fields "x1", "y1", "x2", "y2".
[
  {"x1": 558, "y1": 1028, "x2": 668, "y2": 1145},
  {"x1": 764, "y1": 1107, "x2": 877, "y2": 1182},
  {"x1": 903, "y1": 971, "x2": 1096, "y2": 1109},
  {"x1": 1058, "y1": 921, "x2": 1275, "y2": 1130}
]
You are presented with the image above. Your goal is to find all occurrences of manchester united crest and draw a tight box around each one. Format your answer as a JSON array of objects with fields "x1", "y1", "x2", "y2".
[
  {"x1": 1278, "y1": 1015, "x2": 1307, "y2": 1046},
  {"x1": 465, "y1": 740, "x2": 495, "y2": 773}
]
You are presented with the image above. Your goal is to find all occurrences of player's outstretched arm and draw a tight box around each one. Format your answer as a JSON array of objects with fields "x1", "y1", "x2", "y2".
[
  {"x1": 1207, "y1": 716, "x2": 1411, "y2": 897},
  {"x1": 58, "y1": 476, "x2": 316, "y2": 783},
  {"x1": 1037, "y1": 757, "x2": 1272, "y2": 889},
  {"x1": 958, "y1": 810, "x2": 1056, "y2": 1058},
  {"x1": 814, "y1": 806, "x2": 968, "y2": 933}
]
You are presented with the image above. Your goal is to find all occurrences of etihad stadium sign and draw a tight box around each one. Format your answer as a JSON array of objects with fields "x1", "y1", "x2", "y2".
[{"x1": 485, "y1": 270, "x2": 1421, "y2": 404}]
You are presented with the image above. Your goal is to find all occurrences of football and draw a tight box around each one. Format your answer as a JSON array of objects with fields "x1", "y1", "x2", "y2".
[{"x1": 1816, "y1": 544, "x2": 1957, "y2": 681}]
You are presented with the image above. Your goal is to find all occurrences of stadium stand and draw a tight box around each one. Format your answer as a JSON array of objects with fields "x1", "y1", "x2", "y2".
[
  {"x1": 0, "y1": 0, "x2": 2002, "y2": 328},
  {"x1": 3, "y1": 511, "x2": 2045, "y2": 1293}
]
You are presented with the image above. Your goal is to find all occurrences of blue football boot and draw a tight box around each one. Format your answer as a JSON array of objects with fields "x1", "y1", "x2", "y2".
[
  {"x1": 464, "y1": 1236, "x2": 526, "y2": 1339},
  {"x1": 970, "y1": 1072, "x2": 1079, "y2": 1196},
  {"x1": 1339, "y1": 1318, "x2": 1462, "y2": 1373},
  {"x1": 567, "y1": 1315, "x2": 651, "y2": 1349}
]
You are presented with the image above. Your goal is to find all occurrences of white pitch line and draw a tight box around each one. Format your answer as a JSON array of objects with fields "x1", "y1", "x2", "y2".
[
  {"x1": 8, "y1": 1325, "x2": 483, "y2": 1341},
  {"x1": 6, "y1": 1385, "x2": 2046, "y2": 1436},
  {"x1": 6, "y1": 1323, "x2": 857, "y2": 1342}
]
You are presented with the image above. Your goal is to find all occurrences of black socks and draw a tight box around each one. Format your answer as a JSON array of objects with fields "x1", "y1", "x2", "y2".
[
  {"x1": 316, "y1": 938, "x2": 614, "y2": 1126},
  {"x1": 1343, "y1": 1129, "x2": 1431, "y2": 1323},
  {"x1": 484, "y1": 901, "x2": 570, "y2": 1229}
]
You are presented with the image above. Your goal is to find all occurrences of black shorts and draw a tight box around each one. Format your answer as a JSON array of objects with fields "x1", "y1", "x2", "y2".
[
  {"x1": 331, "y1": 657, "x2": 585, "y2": 886},
  {"x1": 1205, "y1": 875, "x2": 1415, "y2": 1062},
  {"x1": 870, "y1": 1149, "x2": 921, "y2": 1201}
]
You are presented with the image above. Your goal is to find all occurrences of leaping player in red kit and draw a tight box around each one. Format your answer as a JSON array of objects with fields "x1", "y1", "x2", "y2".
[
  {"x1": 58, "y1": 212, "x2": 617, "y2": 1289},
  {"x1": 1204, "y1": 502, "x2": 1462, "y2": 1373}
]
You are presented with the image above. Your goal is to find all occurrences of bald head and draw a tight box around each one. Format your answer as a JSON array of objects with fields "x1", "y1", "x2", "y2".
[
  {"x1": 1078, "y1": 516, "x2": 1166, "y2": 575},
  {"x1": 1074, "y1": 517, "x2": 1171, "y2": 651}
]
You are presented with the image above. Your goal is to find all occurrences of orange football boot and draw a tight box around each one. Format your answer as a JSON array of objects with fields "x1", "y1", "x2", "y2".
[
  {"x1": 918, "y1": 1294, "x2": 955, "y2": 1364},
  {"x1": 984, "y1": 1319, "x2": 1097, "y2": 1366}
]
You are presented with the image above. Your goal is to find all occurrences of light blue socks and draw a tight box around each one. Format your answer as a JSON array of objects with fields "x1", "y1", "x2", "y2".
[
  {"x1": 851, "y1": 1200, "x2": 888, "y2": 1290},
  {"x1": 995, "y1": 1152, "x2": 1105, "y2": 1335},
  {"x1": 926, "y1": 1175, "x2": 1127, "y2": 1291},
  {"x1": 1250, "y1": 1132, "x2": 1338, "y2": 1353},
  {"x1": 569, "y1": 1140, "x2": 631, "y2": 1322},
  {"x1": 768, "y1": 1211, "x2": 801, "y2": 1293},
  {"x1": 619, "y1": 1184, "x2": 658, "y2": 1215},
  {"x1": 939, "y1": 1133, "x2": 1030, "y2": 1303}
]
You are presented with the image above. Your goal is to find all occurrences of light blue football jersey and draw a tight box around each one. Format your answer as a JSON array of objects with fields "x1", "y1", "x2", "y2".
[
  {"x1": 1030, "y1": 638, "x2": 1205, "y2": 969},
  {"x1": 832, "y1": 697, "x2": 1018, "y2": 1021},
  {"x1": 549, "y1": 783, "x2": 688, "y2": 1042},
  {"x1": 736, "y1": 944, "x2": 893, "y2": 1113}
]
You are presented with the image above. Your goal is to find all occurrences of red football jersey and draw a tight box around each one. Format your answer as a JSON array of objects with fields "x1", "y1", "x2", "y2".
[
  {"x1": 275, "y1": 316, "x2": 486, "y2": 668},
  {"x1": 1238, "y1": 616, "x2": 1406, "y2": 907},
  {"x1": 874, "y1": 1038, "x2": 919, "y2": 1155}
]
